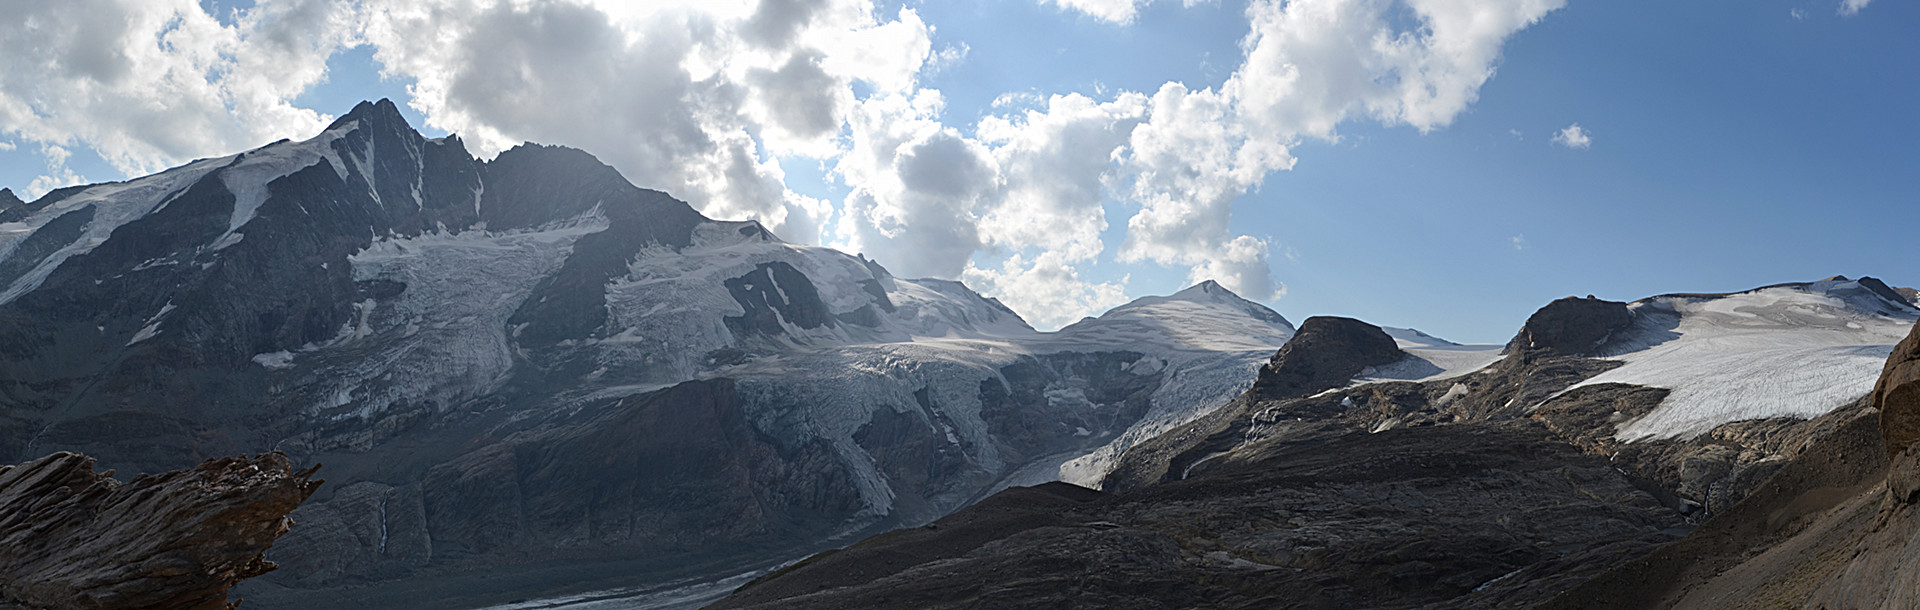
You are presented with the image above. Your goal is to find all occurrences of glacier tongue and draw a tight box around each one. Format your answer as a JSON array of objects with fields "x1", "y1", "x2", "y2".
[{"x1": 315, "y1": 216, "x2": 607, "y2": 421}]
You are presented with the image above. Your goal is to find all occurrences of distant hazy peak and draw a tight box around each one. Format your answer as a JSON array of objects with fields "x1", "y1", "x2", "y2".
[{"x1": 1380, "y1": 326, "x2": 1462, "y2": 348}]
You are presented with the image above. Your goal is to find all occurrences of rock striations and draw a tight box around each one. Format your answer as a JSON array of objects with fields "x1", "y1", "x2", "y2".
[{"x1": 0, "y1": 452, "x2": 319, "y2": 610}]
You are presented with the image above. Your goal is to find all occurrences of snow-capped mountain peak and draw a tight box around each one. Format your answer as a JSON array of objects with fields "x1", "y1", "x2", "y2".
[{"x1": 1044, "y1": 280, "x2": 1295, "y2": 354}]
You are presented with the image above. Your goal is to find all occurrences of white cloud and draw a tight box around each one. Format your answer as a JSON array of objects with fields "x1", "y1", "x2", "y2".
[
  {"x1": 1791, "y1": 8, "x2": 1808, "y2": 20},
  {"x1": 977, "y1": 93, "x2": 1147, "y2": 262},
  {"x1": 1039, "y1": 0, "x2": 1218, "y2": 24},
  {"x1": 0, "y1": 0, "x2": 346, "y2": 177},
  {"x1": 1840, "y1": 0, "x2": 1871, "y2": 16},
  {"x1": 1107, "y1": 0, "x2": 1563, "y2": 301},
  {"x1": 25, "y1": 145, "x2": 86, "y2": 199},
  {"x1": 827, "y1": 89, "x2": 1153, "y2": 324},
  {"x1": 0, "y1": 140, "x2": 13, "y2": 151},
  {"x1": 1553, "y1": 123, "x2": 1592, "y2": 149},
  {"x1": 356, "y1": 0, "x2": 935, "y2": 241},
  {"x1": 962, "y1": 252, "x2": 1131, "y2": 330},
  {"x1": 0, "y1": 0, "x2": 1562, "y2": 326},
  {"x1": 1511, "y1": 234, "x2": 1527, "y2": 250},
  {"x1": 1043, "y1": 0, "x2": 1153, "y2": 23}
]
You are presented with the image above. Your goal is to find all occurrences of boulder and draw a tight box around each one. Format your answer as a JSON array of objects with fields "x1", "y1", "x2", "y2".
[
  {"x1": 1509, "y1": 296, "x2": 1632, "y2": 358},
  {"x1": 1877, "y1": 319, "x2": 1920, "y2": 458},
  {"x1": 1251, "y1": 316, "x2": 1405, "y2": 398}
]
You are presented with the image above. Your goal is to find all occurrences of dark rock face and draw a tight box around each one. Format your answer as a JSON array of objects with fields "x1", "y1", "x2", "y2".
[
  {"x1": 1534, "y1": 319, "x2": 1920, "y2": 609},
  {"x1": 0, "y1": 205, "x2": 92, "y2": 292},
  {"x1": 717, "y1": 482, "x2": 1104, "y2": 609},
  {"x1": 0, "y1": 452, "x2": 318, "y2": 610},
  {"x1": 261, "y1": 379, "x2": 862, "y2": 602},
  {"x1": 1898, "y1": 286, "x2": 1920, "y2": 308},
  {"x1": 1876, "y1": 319, "x2": 1920, "y2": 455},
  {"x1": 0, "y1": 188, "x2": 22, "y2": 209},
  {"x1": 1510, "y1": 295, "x2": 1633, "y2": 358},
  {"x1": 1251, "y1": 316, "x2": 1403, "y2": 397},
  {"x1": 979, "y1": 352, "x2": 1160, "y2": 466},
  {"x1": 730, "y1": 292, "x2": 1888, "y2": 610},
  {"x1": 724, "y1": 261, "x2": 836, "y2": 336},
  {"x1": 1103, "y1": 317, "x2": 1402, "y2": 491},
  {"x1": 495, "y1": 145, "x2": 705, "y2": 348},
  {"x1": 713, "y1": 423, "x2": 1683, "y2": 610}
]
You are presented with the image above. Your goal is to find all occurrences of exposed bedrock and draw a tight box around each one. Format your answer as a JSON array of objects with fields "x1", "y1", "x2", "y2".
[
  {"x1": 1250, "y1": 316, "x2": 1404, "y2": 398},
  {"x1": 712, "y1": 422, "x2": 1686, "y2": 610},
  {"x1": 0, "y1": 452, "x2": 319, "y2": 610},
  {"x1": 1877, "y1": 318, "x2": 1920, "y2": 458},
  {"x1": 1102, "y1": 317, "x2": 1403, "y2": 491},
  {"x1": 1510, "y1": 295, "x2": 1634, "y2": 358},
  {"x1": 1541, "y1": 318, "x2": 1920, "y2": 609},
  {"x1": 267, "y1": 378, "x2": 863, "y2": 594}
]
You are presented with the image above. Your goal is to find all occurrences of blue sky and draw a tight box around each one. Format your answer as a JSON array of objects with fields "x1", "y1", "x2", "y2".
[{"x1": 0, "y1": 0, "x2": 1912, "y2": 342}]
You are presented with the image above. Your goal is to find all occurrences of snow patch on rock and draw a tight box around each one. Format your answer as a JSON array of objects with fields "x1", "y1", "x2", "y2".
[{"x1": 0, "y1": 158, "x2": 232, "y2": 305}]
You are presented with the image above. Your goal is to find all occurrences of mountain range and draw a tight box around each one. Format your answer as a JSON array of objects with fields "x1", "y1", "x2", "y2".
[
  {"x1": 0, "y1": 100, "x2": 1915, "y2": 609},
  {"x1": 0, "y1": 100, "x2": 1296, "y2": 607}
]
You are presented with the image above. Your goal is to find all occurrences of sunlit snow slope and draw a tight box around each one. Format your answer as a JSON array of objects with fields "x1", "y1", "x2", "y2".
[
  {"x1": 1352, "y1": 326, "x2": 1506, "y2": 385},
  {"x1": 1575, "y1": 277, "x2": 1917, "y2": 441}
]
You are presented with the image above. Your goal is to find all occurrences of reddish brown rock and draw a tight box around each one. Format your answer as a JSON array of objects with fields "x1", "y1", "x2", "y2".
[
  {"x1": 1877, "y1": 320, "x2": 1920, "y2": 457},
  {"x1": 0, "y1": 452, "x2": 319, "y2": 610}
]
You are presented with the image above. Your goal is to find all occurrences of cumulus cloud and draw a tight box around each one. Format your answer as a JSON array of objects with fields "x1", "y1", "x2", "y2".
[
  {"x1": 0, "y1": 0, "x2": 1563, "y2": 328},
  {"x1": 1553, "y1": 123, "x2": 1592, "y2": 149},
  {"x1": 358, "y1": 0, "x2": 934, "y2": 242},
  {"x1": 1840, "y1": 0, "x2": 1871, "y2": 16},
  {"x1": 1107, "y1": 0, "x2": 1563, "y2": 301},
  {"x1": 1511, "y1": 234, "x2": 1527, "y2": 250},
  {"x1": 962, "y1": 252, "x2": 1132, "y2": 330},
  {"x1": 1040, "y1": 0, "x2": 1218, "y2": 24},
  {"x1": 0, "y1": 0, "x2": 347, "y2": 177},
  {"x1": 1043, "y1": 0, "x2": 1154, "y2": 23},
  {"x1": 25, "y1": 145, "x2": 87, "y2": 200}
]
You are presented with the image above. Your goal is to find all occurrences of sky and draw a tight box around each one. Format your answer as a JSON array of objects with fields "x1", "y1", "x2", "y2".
[{"x1": 0, "y1": 0, "x2": 1913, "y2": 343}]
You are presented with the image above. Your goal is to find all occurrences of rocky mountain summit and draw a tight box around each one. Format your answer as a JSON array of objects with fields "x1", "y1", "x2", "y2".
[
  {"x1": 0, "y1": 100, "x2": 1294, "y2": 607},
  {"x1": 0, "y1": 452, "x2": 318, "y2": 609},
  {"x1": 714, "y1": 277, "x2": 1920, "y2": 608}
]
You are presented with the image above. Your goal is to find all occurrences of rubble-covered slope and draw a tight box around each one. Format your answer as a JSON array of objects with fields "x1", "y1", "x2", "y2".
[{"x1": 1543, "y1": 316, "x2": 1920, "y2": 609}]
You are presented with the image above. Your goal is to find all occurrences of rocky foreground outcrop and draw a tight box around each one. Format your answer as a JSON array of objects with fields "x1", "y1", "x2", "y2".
[
  {"x1": 713, "y1": 422, "x2": 1683, "y2": 610},
  {"x1": 1542, "y1": 317, "x2": 1920, "y2": 609},
  {"x1": 0, "y1": 452, "x2": 319, "y2": 610}
]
